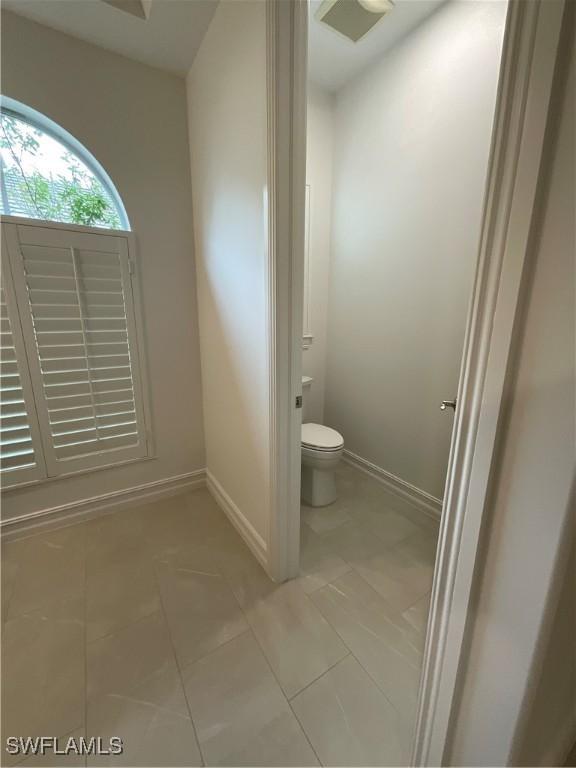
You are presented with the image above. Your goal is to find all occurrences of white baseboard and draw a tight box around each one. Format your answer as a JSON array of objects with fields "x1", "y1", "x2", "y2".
[
  {"x1": 206, "y1": 470, "x2": 268, "y2": 569},
  {"x1": 343, "y1": 449, "x2": 442, "y2": 520},
  {"x1": 0, "y1": 470, "x2": 207, "y2": 541}
]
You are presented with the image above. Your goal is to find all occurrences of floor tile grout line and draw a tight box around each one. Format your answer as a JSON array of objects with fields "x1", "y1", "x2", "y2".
[
  {"x1": 315, "y1": 564, "x2": 429, "y2": 662},
  {"x1": 87, "y1": 604, "x2": 162, "y2": 647},
  {"x1": 1, "y1": 540, "x2": 23, "y2": 624},
  {"x1": 218, "y1": 552, "x2": 328, "y2": 767},
  {"x1": 308, "y1": 591, "x2": 417, "y2": 765},
  {"x1": 346, "y1": 560, "x2": 430, "y2": 617},
  {"x1": 178, "y1": 627, "x2": 254, "y2": 673},
  {"x1": 224, "y1": 550, "x2": 353, "y2": 702},
  {"x1": 287, "y1": 650, "x2": 352, "y2": 703},
  {"x1": 325, "y1": 636, "x2": 413, "y2": 765},
  {"x1": 311, "y1": 521, "x2": 434, "y2": 575},
  {"x1": 401, "y1": 588, "x2": 433, "y2": 617},
  {"x1": 149, "y1": 556, "x2": 206, "y2": 768},
  {"x1": 84, "y1": 606, "x2": 166, "y2": 648},
  {"x1": 305, "y1": 478, "x2": 423, "y2": 763},
  {"x1": 286, "y1": 686, "x2": 328, "y2": 767},
  {"x1": 324, "y1": 516, "x2": 434, "y2": 564},
  {"x1": 298, "y1": 563, "x2": 352, "y2": 597},
  {"x1": 236, "y1": 615, "x2": 325, "y2": 768}
]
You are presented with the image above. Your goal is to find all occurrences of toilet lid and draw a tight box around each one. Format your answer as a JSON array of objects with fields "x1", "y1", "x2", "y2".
[{"x1": 301, "y1": 423, "x2": 344, "y2": 451}]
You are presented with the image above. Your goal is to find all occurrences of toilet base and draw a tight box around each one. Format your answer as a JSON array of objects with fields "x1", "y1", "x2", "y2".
[{"x1": 301, "y1": 464, "x2": 337, "y2": 507}]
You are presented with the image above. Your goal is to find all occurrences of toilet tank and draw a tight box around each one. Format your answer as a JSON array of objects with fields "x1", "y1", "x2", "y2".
[{"x1": 302, "y1": 375, "x2": 313, "y2": 422}]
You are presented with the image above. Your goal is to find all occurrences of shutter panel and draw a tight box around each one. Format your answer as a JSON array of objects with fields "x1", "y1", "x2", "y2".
[
  {"x1": 5, "y1": 223, "x2": 149, "y2": 476},
  {"x1": 1, "y1": 232, "x2": 46, "y2": 485}
]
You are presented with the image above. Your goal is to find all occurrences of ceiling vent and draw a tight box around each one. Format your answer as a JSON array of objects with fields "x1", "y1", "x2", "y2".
[
  {"x1": 315, "y1": 0, "x2": 394, "y2": 42},
  {"x1": 101, "y1": 0, "x2": 152, "y2": 21}
]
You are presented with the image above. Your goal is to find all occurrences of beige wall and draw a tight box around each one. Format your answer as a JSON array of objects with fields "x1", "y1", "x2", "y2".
[
  {"x1": 1, "y1": 12, "x2": 205, "y2": 521},
  {"x1": 302, "y1": 83, "x2": 334, "y2": 424},
  {"x1": 186, "y1": 1, "x2": 270, "y2": 545},
  {"x1": 322, "y1": 0, "x2": 506, "y2": 500},
  {"x1": 448, "y1": 10, "x2": 575, "y2": 763}
]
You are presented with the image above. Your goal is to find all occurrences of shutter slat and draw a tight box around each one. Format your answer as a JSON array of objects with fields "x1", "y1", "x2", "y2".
[
  {"x1": 26, "y1": 276, "x2": 77, "y2": 291},
  {"x1": 41, "y1": 358, "x2": 88, "y2": 373},
  {"x1": 34, "y1": 318, "x2": 83, "y2": 332},
  {"x1": 84, "y1": 331, "x2": 128, "y2": 343},
  {"x1": 0, "y1": 286, "x2": 38, "y2": 475},
  {"x1": 92, "y1": 389, "x2": 135, "y2": 405},
  {"x1": 31, "y1": 305, "x2": 81, "y2": 319},
  {"x1": 52, "y1": 417, "x2": 96, "y2": 435},
  {"x1": 1, "y1": 347, "x2": 17, "y2": 361},
  {"x1": 22, "y1": 259, "x2": 74, "y2": 278},
  {"x1": 49, "y1": 405, "x2": 95, "y2": 423},
  {"x1": 44, "y1": 382, "x2": 92, "y2": 399},
  {"x1": 80, "y1": 306, "x2": 127, "y2": 319},
  {"x1": 29, "y1": 290, "x2": 80, "y2": 305},
  {"x1": 43, "y1": 370, "x2": 90, "y2": 386},
  {"x1": 38, "y1": 345, "x2": 87, "y2": 360},
  {"x1": 21, "y1": 245, "x2": 73, "y2": 263},
  {"x1": 37, "y1": 332, "x2": 85, "y2": 347},
  {"x1": 2, "y1": 401, "x2": 30, "y2": 417},
  {"x1": 53, "y1": 427, "x2": 99, "y2": 447},
  {"x1": 97, "y1": 413, "x2": 136, "y2": 429},
  {"x1": 1, "y1": 361, "x2": 20, "y2": 374},
  {"x1": 2, "y1": 388, "x2": 25, "y2": 403},
  {"x1": 1, "y1": 433, "x2": 33, "y2": 448},
  {"x1": 2, "y1": 451, "x2": 36, "y2": 469},
  {"x1": 44, "y1": 393, "x2": 93, "y2": 411},
  {"x1": 83, "y1": 319, "x2": 127, "y2": 332},
  {"x1": 54, "y1": 431, "x2": 138, "y2": 459},
  {"x1": 2, "y1": 413, "x2": 33, "y2": 429},
  {"x1": 90, "y1": 367, "x2": 131, "y2": 382},
  {"x1": 95, "y1": 399, "x2": 135, "y2": 416}
]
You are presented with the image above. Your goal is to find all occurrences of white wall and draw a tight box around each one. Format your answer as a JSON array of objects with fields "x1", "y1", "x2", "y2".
[
  {"x1": 302, "y1": 83, "x2": 334, "y2": 424},
  {"x1": 322, "y1": 0, "x2": 507, "y2": 500},
  {"x1": 1, "y1": 12, "x2": 205, "y2": 522},
  {"x1": 186, "y1": 1, "x2": 270, "y2": 547},
  {"x1": 448, "y1": 11, "x2": 575, "y2": 763}
]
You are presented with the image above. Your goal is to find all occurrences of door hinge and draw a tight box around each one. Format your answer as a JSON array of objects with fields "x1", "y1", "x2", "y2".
[
  {"x1": 295, "y1": 395, "x2": 302, "y2": 409},
  {"x1": 128, "y1": 259, "x2": 135, "y2": 275}
]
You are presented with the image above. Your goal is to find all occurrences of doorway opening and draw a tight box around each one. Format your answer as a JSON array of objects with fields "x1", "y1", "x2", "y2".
[{"x1": 294, "y1": 1, "x2": 508, "y2": 762}]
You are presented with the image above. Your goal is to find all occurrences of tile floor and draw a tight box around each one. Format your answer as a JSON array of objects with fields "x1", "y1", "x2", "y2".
[{"x1": 1, "y1": 463, "x2": 439, "y2": 767}]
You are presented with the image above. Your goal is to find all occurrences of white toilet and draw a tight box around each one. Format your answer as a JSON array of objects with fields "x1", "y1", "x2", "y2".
[{"x1": 300, "y1": 377, "x2": 344, "y2": 507}]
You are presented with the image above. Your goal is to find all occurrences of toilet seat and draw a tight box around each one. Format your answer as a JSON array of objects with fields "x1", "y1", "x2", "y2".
[{"x1": 301, "y1": 423, "x2": 344, "y2": 452}]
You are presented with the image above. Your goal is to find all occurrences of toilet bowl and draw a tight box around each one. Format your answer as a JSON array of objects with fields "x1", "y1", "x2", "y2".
[{"x1": 301, "y1": 423, "x2": 344, "y2": 507}]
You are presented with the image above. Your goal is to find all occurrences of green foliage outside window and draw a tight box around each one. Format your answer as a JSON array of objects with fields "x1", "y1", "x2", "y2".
[{"x1": 0, "y1": 112, "x2": 121, "y2": 229}]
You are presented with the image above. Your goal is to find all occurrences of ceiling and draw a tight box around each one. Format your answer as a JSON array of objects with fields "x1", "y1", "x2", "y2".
[
  {"x1": 2, "y1": 0, "x2": 218, "y2": 76},
  {"x1": 3, "y1": 0, "x2": 444, "y2": 85},
  {"x1": 309, "y1": 0, "x2": 446, "y2": 92}
]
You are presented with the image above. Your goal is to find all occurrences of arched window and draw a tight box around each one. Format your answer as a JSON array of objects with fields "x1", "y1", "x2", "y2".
[
  {"x1": 0, "y1": 102, "x2": 148, "y2": 489},
  {"x1": 0, "y1": 99, "x2": 129, "y2": 230}
]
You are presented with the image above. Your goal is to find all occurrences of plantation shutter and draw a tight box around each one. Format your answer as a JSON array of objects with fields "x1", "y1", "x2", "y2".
[
  {"x1": 0, "y1": 233, "x2": 46, "y2": 485},
  {"x1": 4, "y1": 222, "x2": 148, "y2": 477}
]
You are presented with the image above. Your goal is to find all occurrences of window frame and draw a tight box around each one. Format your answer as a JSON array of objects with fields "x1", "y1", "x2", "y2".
[
  {"x1": 0, "y1": 214, "x2": 154, "y2": 491},
  {"x1": 0, "y1": 97, "x2": 130, "y2": 231}
]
